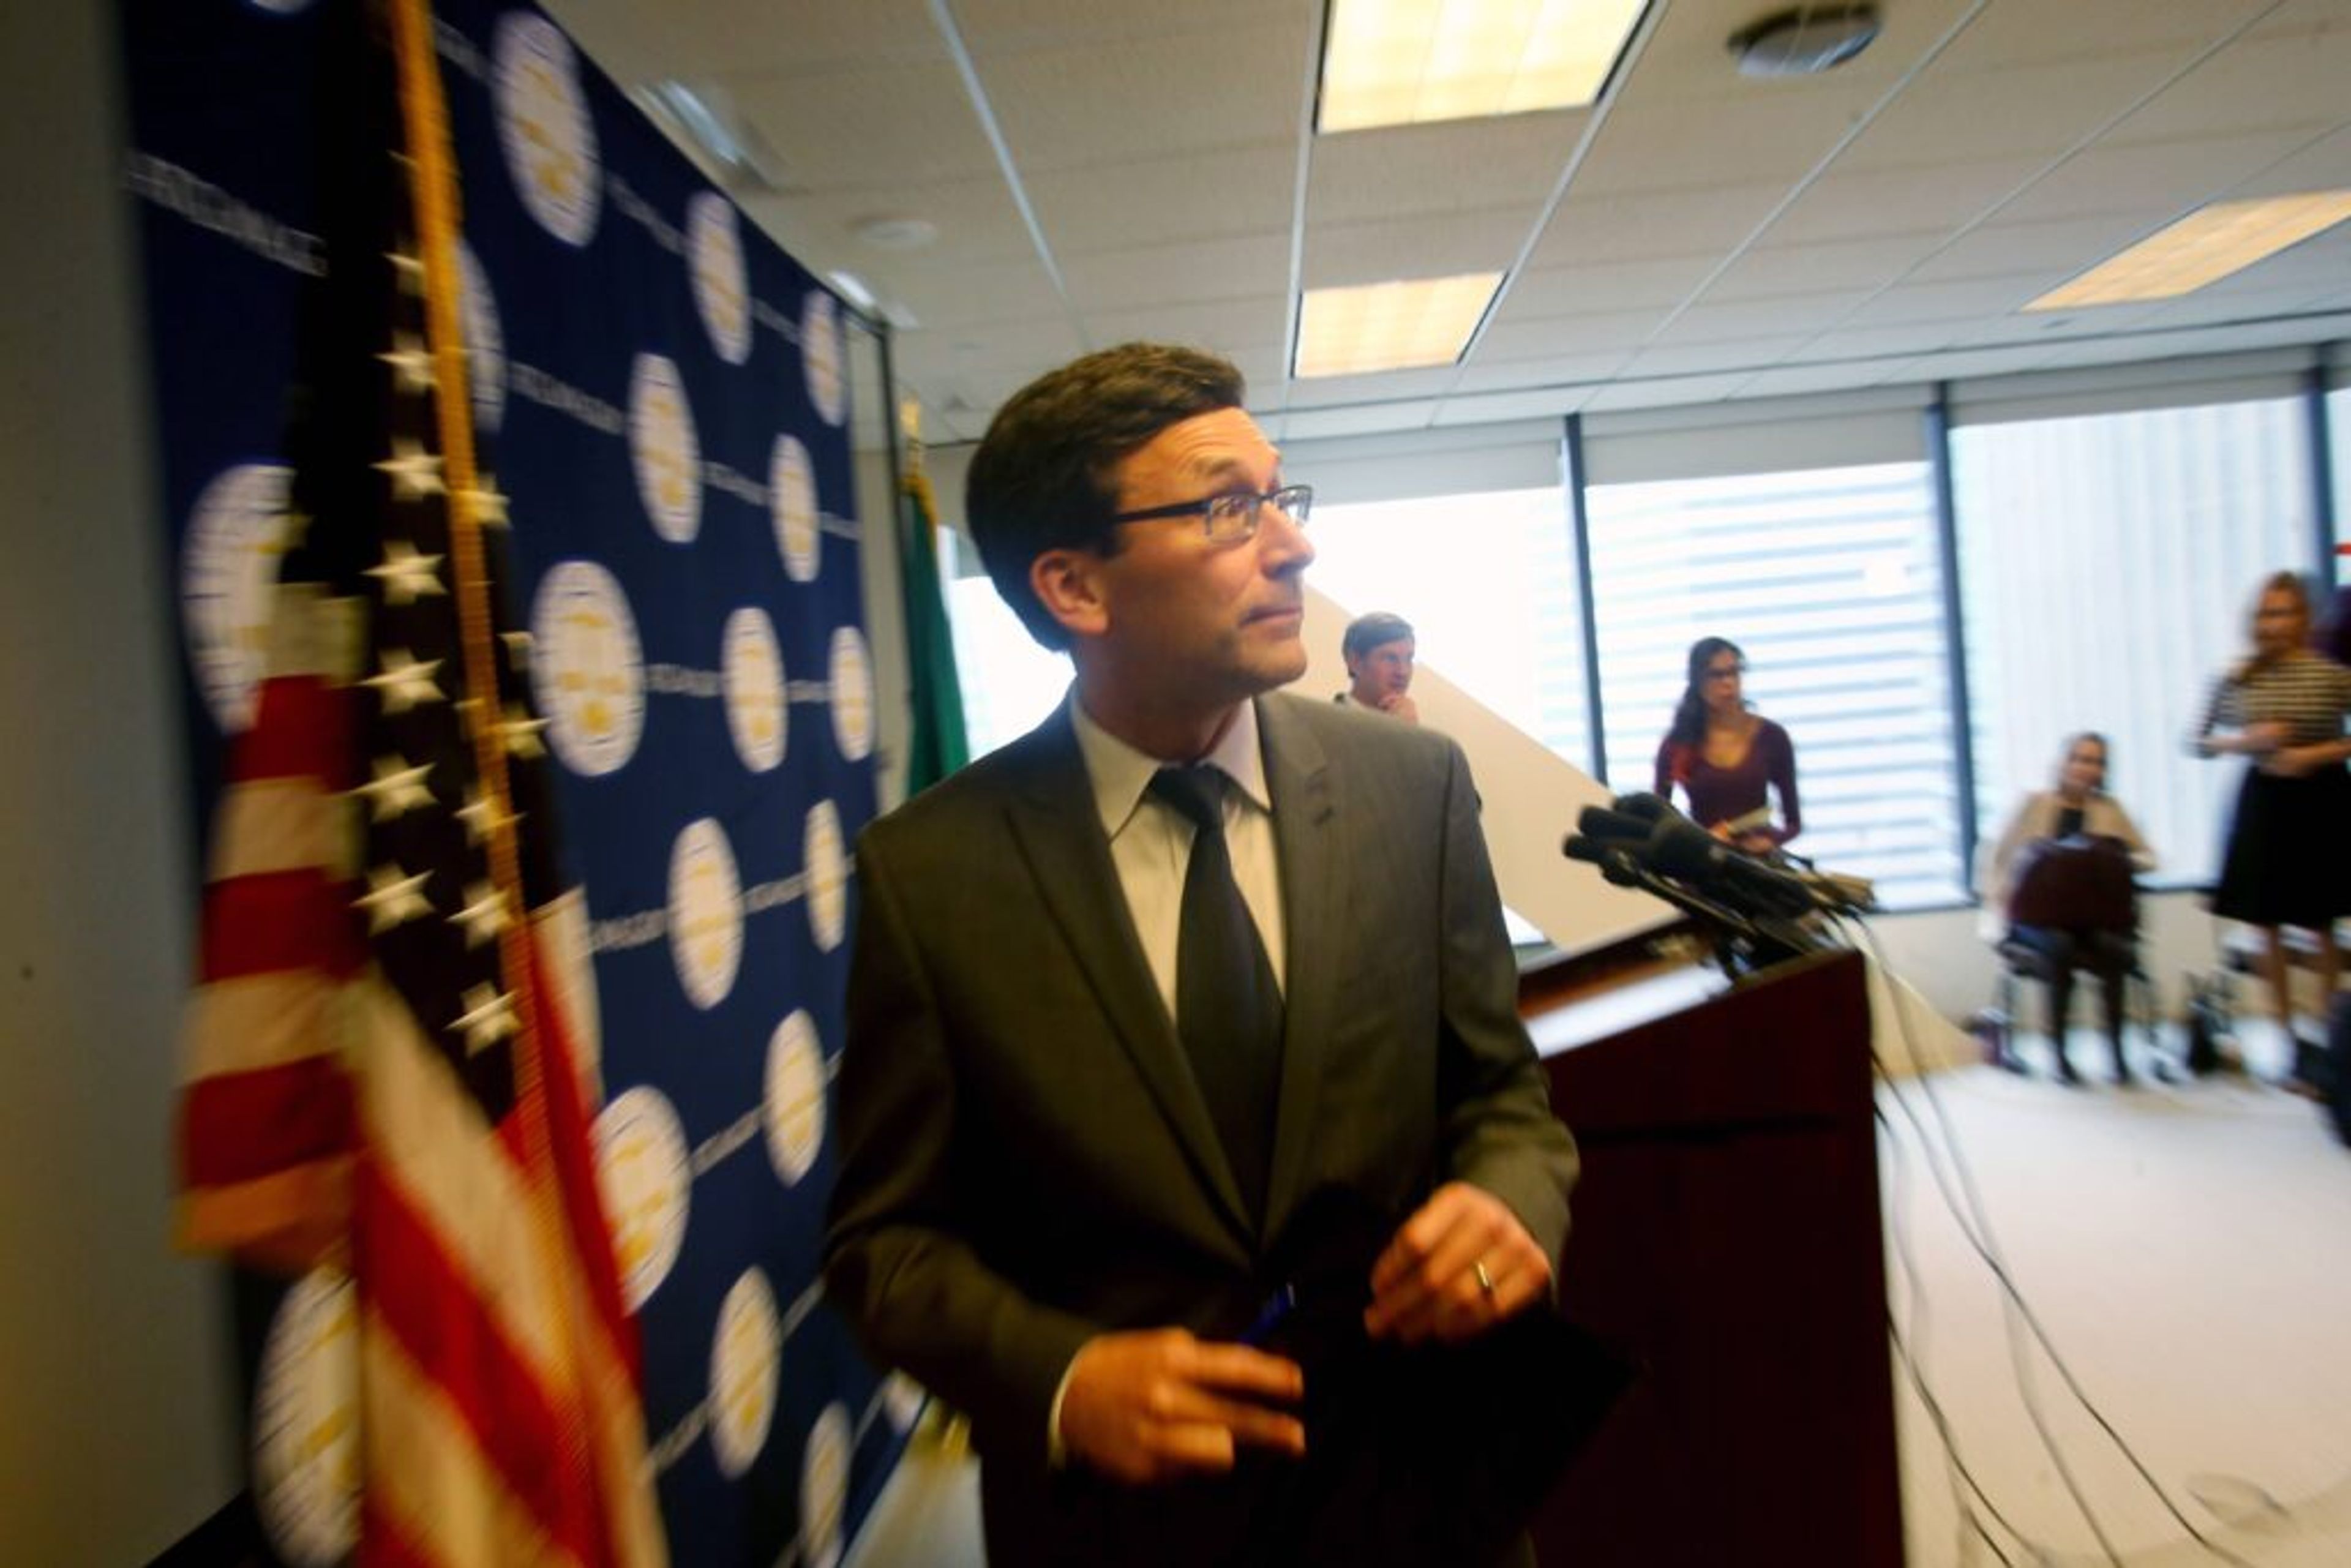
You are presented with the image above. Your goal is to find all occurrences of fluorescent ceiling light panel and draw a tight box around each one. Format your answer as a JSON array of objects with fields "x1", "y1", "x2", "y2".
[
  {"x1": 1295, "y1": 272, "x2": 1504, "y2": 377},
  {"x1": 2025, "y1": 190, "x2": 2351, "y2": 310},
  {"x1": 1319, "y1": 0, "x2": 1648, "y2": 132}
]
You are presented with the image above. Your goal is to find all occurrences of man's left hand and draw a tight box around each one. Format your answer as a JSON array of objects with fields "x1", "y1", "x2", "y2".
[
  {"x1": 1363, "y1": 1181, "x2": 1551, "y2": 1344},
  {"x1": 1379, "y1": 692, "x2": 1420, "y2": 725}
]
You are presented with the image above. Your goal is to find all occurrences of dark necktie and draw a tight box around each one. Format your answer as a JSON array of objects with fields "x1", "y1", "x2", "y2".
[{"x1": 1149, "y1": 765, "x2": 1284, "y2": 1222}]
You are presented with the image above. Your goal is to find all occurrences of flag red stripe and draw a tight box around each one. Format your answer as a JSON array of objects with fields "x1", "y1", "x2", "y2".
[
  {"x1": 528, "y1": 934, "x2": 643, "y2": 1387},
  {"x1": 358, "y1": 1493, "x2": 439, "y2": 1568},
  {"x1": 360, "y1": 1159, "x2": 612, "y2": 1568},
  {"x1": 231, "y1": 675, "x2": 359, "y2": 787},
  {"x1": 201, "y1": 869, "x2": 367, "y2": 981},
  {"x1": 179, "y1": 1056, "x2": 356, "y2": 1187}
]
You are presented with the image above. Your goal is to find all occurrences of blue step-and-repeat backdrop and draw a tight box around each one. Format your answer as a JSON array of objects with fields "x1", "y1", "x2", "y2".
[{"x1": 121, "y1": 1, "x2": 911, "y2": 1562}]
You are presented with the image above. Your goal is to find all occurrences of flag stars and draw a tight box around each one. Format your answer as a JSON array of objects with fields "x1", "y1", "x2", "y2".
[
  {"x1": 456, "y1": 786, "x2": 518, "y2": 847},
  {"x1": 452, "y1": 984, "x2": 520, "y2": 1056},
  {"x1": 498, "y1": 704, "x2": 551, "y2": 759},
  {"x1": 351, "y1": 756, "x2": 436, "y2": 822},
  {"x1": 354, "y1": 864, "x2": 435, "y2": 935},
  {"x1": 387, "y1": 248, "x2": 427, "y2": 295},
  {"x1": 452, "y1": 880, "x2": 513, "y2": 949},
  {"x1": 457, "y1": 484, "x2": 510, "y2": 528},
  {"x1": 367, "y1": 539, "x2": 445, "y2": 606},
  {"x1": 364, "y1": 649, "x2": 445, "y2": 715},
  {"x1": 379, "y1": 332, "x2": 433, "y2": 396},
  {"x1": 375, "y1": 439, "x2": 446, "y2": 501}
]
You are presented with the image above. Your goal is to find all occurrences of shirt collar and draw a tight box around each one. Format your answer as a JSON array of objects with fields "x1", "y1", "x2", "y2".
[{"x1": 1068, "y1": 690, "x2": 1272, "y2": 839}]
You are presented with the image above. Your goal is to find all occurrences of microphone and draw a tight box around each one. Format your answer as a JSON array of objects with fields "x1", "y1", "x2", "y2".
[
  {"x1": 1575, "y1": 803, "x2": 1659, "y2": 843},
  {"x1": 1637, "y1": 814, "x2": 1821, "y2": 920},
  {"x1": 1561, "y1": 833, "x2": 1643, "y2": 885}
]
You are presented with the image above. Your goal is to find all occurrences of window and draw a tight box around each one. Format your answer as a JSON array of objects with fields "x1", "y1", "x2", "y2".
[
  {"x1": 1584, "y1": 462, "x2": 1962, "y2": 910},
  {"x1": 940, "y1": 532, "x2": 1070, "y2": 759},
  {"x1": 1952, "y1": 397, "x2": 2318, "y2": 892},
  {"x1": 1305, "y1": 486, "x2": 1590, "y2": 770}
]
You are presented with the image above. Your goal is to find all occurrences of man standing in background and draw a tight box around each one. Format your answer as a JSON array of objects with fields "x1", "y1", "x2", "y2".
[{"x1": 1338, "y1": 609, "x2": 1419, "y2": 724}]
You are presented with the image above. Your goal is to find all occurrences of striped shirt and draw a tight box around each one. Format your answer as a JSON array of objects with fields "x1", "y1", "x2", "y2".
[{"x1": 2193, "y1": 652, "x2": 2351, "y2": 751}]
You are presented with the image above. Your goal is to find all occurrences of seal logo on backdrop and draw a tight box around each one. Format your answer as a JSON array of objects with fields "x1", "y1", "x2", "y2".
[
  {"x1": 494, "y1": 12, "x2": 600, "y2": 247},
  {"x1": 687, "y1": 192, "x2": 752, "y2": 367},
  {"x1": 801, "y1": 289, "x2": 847, "y2": 427},
  {"x1": 252, "y1": 1269, "x2": 358, "y2": 1568},
  {"x1": 769, "y1": 432, "x2": 820, "y2": 582},
  {"x1": 182, "y1": 462, "x2": 296, "y2": 734},
  {"x1": 721, "y1": 606, "x2": 787, "y2": 773},
  {"x1": 762, "y1": 1010, "x2": 825, "y2": 1187},
  {"x1": 629, "y1": 353, "x2": 703, "y2": 543},
  {"x1": 708, "y1": 1268, "x2": 781, "y2": 1479},
  {"x1": 669, "y1": 818, "x2": 744, "y2": 1010},
  {"x1": 828, "y1": 625, "x2": 876, "y2": 763},
  {"x1": 591, "y1": 1086, "x2": 691, "y2": 1311},
  {"x1": 800, "y1": 1402, "x2": 853, "y2": 1568},
  {"x1": 458, "y1": 240, "x2": 506, "y2": 435},
  {"x1": 530, "y1": 560, "x2": 645, "y2": 777},
  {"x1": 803, "y1": 800, "x2": 848, "y2": 955}
]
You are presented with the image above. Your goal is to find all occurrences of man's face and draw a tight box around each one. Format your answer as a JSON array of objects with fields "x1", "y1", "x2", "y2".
[
  {"x1": 1347, "y1": 637, "x2": 1415, "y2": 705},
  {"x1": 1083, "y1": 406, "x2": 1314, "y2": 707}
]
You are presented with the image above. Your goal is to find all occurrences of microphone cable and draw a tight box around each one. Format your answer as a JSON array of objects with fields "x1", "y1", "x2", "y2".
[{"x1": 1839, "y1": 910, "x2": 2262, "y2": 1568}]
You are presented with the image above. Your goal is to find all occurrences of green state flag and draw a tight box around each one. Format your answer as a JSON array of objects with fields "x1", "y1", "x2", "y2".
[{"x1": 900, "y1": 466, "x2": 970, "y2": 792}]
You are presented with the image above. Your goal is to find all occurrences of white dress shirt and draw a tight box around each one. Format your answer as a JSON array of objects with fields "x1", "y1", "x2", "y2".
[{"x1": 1069, "y1": 692, "x2": 1288, "y2": 1013}]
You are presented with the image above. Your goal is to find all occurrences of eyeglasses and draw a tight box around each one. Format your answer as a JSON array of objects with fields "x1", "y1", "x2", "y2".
[
  {"x1": 1108, "y1": 483, "x2": 1313, "y2": 543},
  {"x1": 1703, "y1": 664, "x2": 1745, "y2": 681}
]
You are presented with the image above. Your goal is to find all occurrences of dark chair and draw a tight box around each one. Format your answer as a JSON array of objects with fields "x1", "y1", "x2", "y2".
[{"x1": 1984, "y1": 836, "x2": 2167, "y2": 1081}]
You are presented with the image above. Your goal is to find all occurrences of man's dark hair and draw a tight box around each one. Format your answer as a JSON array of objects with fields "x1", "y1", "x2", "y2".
[
  {"x1": 964, "y1": 343, "x2": 1246, "y2": 650},
  {"x1": 1342, "y1": 611, "x2": 1415, "y2": 664}
]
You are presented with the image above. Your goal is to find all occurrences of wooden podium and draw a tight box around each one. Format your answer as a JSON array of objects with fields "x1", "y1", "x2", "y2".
[{"x1": 1527, "y1": 948, "x2": 1904, "y2": 1567}]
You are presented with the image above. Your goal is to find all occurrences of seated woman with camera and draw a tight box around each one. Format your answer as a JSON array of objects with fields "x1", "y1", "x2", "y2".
[{"x1": 1982, "y1": 732, "x2": 2158, "y2": 1085}]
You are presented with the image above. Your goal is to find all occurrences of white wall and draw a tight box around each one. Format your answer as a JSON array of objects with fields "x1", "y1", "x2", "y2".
[{"x1": 0, "y1": 5, "x2": 239, "y2": 1562}]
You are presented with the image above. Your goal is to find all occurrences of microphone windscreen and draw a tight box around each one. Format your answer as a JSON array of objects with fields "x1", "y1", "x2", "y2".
[
  {"x1": 1612, "y1": 792, "x2": 1673, "y2": 823},
  {"x1": 1561, "y1": 834, "x2": 1619, "y2": 866},
  {"x1": 1575, "y1": 805, "x2": 1655, "y2": 842}
]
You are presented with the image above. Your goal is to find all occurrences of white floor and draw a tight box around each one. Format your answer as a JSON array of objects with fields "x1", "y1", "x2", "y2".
[{"x1": 843, "y1": 1018, "x2": 2351, "y2": 1568}]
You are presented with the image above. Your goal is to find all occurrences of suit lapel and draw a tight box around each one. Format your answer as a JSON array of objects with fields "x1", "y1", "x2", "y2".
[
  {"x1": 1001, "y1": 707, "x2": 1255, "y2": 1246},
  {"x1": 1258, "y1": 695, "x2": 1345, "y2": 1238}
]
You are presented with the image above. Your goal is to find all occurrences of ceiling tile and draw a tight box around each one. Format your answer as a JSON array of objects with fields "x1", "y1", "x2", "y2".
[
  {"x1": 1285, "y1": 366, "x2": 1466, "y2": 409},
  {"x1": 1843, "y1": 277, "x2": 2044, "y2": 327},
  {"x1": 546, "y1": 0, "x2": 945, "y2": 82},
  {"x1": 1475, "y1": 306, "x2": 1670, "y2": 360},
  {"x1": 1905, "y1": 213, "x2": 2168, "y2": 286},
  {"x1": 1058, "y1": 232, "x2": 1294, "y2": 313},
  {"x1": 1024, "y1": 144, "x2": 1299, "y2": 252},
  {"x1": 1430, "y1": 387, "x2": 1583, "y2": 425},
  {"x1": 1618, "y1": 337, "x2": 1816, "y2": 380},
  {"x1": 1650, "y1": 293, "x2": 1867, "y2": 345},
  {"x1": 1501, "y1": 255, "x2": 1721, "y2": 317},
  {"x1": 1926, "y1": 0, "x2": 2265, "y2": 73},
  {"x1": 1535, "y1": 184, "x2": 1787, "y2": 267},
  {"x1": 1704, "y1": 234, "x2": 1952, "y2": 302},
  {"x1": 755, "y1": 176, "x2": 1039, "y2": 268},
  {"x1": 729, "y1": 64, "x2": 999, "y2": 187},
  {"x1": 1300, "y1": 209, "x2": 1531, "y2": 289},
  {"x1": 1761, "y1": 159, "x2": 2049, "y2": 246},
  {"x1": 1580, "y1": 372, "x2": 1755, "y2": 413},
  {"x1": 979, "y1": 18, "x2": 1313, "y2": 173},
  {"x1": 2110, "y1": 28, "x2": 2351, "y2": 143},
  {"x1": 1993, "y1": 130, "x2": 2326, "y2": 226},
  {"x1": 1081, "y1": 296, "x2": 1291, "y2": 356},
  {"x1": 1307, "y1": 116, "x2": 1580, "y2": 227},
  {"x1": 852, "y1": 253, "x2": 1070, "y2": 331},
  {"x1": 1728, "y1": 362, "x2": 1899, "y2": 401},
  {"x1": 1837, "y1": 57, "x2": 2210, "y2": 172},
  {"x1": 1450, "y1": 350, "x2": 1635, "y2": 393},
  {"x1": 1780, "y1": 323, "x2": 1974, "y2": 365},
  {"x1": 1570, "y1": 89, "x2": 1882, "y2": 199}
]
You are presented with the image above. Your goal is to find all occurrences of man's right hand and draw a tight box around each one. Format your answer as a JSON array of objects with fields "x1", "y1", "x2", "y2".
[{"x1": 1059, "y1": 1329, "x2": 1305, "y2": 1484}]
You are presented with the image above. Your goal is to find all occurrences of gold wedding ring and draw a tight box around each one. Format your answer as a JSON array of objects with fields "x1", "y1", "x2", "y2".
[{"x1": 1473, "y1": 1259, "x2": 1497, "y2": 1297}]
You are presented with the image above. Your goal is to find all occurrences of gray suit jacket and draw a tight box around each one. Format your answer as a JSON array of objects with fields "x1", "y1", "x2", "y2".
[{"x1": 822, "y1": 691, "x2": 1578, "y2": 1550}]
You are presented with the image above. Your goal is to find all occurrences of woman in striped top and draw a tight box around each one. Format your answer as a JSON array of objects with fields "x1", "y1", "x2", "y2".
[{"x1": 2192, "y1": 571, "x2": 2351, "y2": 1071}]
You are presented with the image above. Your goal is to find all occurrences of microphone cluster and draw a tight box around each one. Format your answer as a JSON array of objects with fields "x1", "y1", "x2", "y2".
[{"x1": 1562, "y1": 793, "x2": 1875, "y2": 929}]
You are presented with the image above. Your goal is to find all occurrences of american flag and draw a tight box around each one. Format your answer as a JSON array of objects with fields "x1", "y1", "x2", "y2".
[{"x1": 173, "y1": 2, "x2": 664, "y2": 1562}]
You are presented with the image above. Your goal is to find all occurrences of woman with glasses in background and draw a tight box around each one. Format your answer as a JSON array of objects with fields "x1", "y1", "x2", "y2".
[
  {"x1": 1655, "y1": 636, "x2": 1801, "y2": 853},
  {"x1": 2192, "y1": 571, "x2": 2351, "y2": 1090}
]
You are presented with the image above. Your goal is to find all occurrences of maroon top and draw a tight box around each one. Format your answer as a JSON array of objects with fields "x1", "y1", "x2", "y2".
[{"x1": 1654, "y1": 717, "x2": 1802, "y2": 846}]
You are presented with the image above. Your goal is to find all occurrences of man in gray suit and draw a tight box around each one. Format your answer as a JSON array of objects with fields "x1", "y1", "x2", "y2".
[{"x1": 823, "y1": 343, "x2": 1580, "y2": 1564}]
